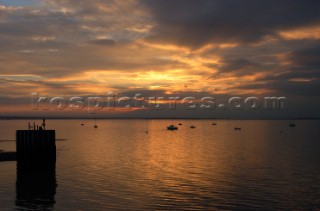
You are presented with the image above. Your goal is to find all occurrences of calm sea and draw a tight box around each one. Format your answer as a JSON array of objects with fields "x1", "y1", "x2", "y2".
[{"x1": 0, "y1": 119, "x2": 319, "y2": 210}]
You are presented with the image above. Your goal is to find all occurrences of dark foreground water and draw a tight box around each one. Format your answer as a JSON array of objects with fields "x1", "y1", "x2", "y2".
[{"x1": 0, "y1": 119, "x2": 319, "y2": 210}]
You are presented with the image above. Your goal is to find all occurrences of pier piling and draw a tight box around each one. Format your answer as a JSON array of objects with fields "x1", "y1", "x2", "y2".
[{"x1": 16, "y1": 119, "x2": 56, "y2": 169}]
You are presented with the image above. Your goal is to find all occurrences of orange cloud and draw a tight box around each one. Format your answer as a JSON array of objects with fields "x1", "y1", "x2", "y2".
[{"x1": 279, "y1": 25, "x2": 320, "y2": 40}]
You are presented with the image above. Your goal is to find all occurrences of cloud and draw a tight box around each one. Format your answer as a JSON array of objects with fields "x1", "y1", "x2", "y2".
[
  {"x1": 141, "y1": 0, "x2": 320, "y2": 49},
  {"x1": 209, "y1": 58, "x2": 260, "y2": 77},
  {"x1": 0, "y1": 1, "x2": 160, "y2": 78},
  {"x1": 89, "y1": 39, "x2": 116, "y2": 46},
  {"x1": 238, "y1": 80, "x2": 320, "y2": 97},
  {"x1": 262, "y1": 46, "x2": 320, "y2": 81},
  {"x1": 287, "y1": 46, "x2": 320, "y2": 68},
  {"x1": 234, "y1": 46, "x2": 320, "y2": 96},
  {"x1": 0, "y1": 0, "x2": 319, "y2": 117}
]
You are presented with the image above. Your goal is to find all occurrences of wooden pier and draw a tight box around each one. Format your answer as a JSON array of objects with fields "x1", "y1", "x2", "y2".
[
  {"x1": 16, "y1": 119, "x2": 56, "y2": 168},
  {"x1": 14, "y1": 119, "x2": 57, "y2": 209}
]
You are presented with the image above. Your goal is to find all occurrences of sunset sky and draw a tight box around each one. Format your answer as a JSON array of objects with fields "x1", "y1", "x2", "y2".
[{"x1": 0, "y1": 0, "x2": 319, "y2": 118}]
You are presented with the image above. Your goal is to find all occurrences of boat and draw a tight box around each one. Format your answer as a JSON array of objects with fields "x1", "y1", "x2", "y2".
[
  {"x1": 81, "y1": 124, "x2": 84, "y2": 126},
  {"x1": 190, "y1": 125, "x2": 196, "y2": 129},
  {"x1": 212, "y1": 123, "x2": 217, "y2": 125},
  {"x1": 94, "y1": 119, "x2": 98, "y2": 128},
  {"x1": 234, "y1": 127, "x2": 241, "y2": 130},
  {"x1": 288, "y1": 119, "x2": 296, "y2": 127},
  {"x1": 167, "y1": 125, "x2": 178, "y2": 130},
  {"x1": 178, "y1": 123, "x2": 183, "y2": 125}
]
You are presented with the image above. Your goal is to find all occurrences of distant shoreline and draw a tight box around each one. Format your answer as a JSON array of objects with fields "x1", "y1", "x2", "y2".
[{"x1": 0, "y1": 117, "x2": 319, "y2": 120}]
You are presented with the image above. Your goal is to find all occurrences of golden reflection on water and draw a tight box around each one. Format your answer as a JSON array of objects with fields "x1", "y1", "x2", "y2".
[{"x1": 0, "y1": 120, "x2": 320, "y2": 210}]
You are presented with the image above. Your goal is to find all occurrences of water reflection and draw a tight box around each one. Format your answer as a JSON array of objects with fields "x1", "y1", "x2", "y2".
[
  {"x1": 0, "y1": 119, "x2": 317, "y2": 210},
  {"x1": 16, "y1": 162, "x2": 57, "y2": 210}
]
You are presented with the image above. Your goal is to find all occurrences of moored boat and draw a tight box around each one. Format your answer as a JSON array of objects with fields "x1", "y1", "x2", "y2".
[{"x1": 167, "y1": 125, "x2": 178, "y2": 130}]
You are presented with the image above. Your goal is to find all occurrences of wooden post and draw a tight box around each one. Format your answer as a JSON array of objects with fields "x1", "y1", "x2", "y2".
[{"x1": 16, "y1": 130, "x2": 56, "y2": 169}]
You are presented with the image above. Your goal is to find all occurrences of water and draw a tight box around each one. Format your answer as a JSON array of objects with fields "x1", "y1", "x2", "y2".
[{"x1": 0, "y1": 119, "x2": 320, "y2": 210}]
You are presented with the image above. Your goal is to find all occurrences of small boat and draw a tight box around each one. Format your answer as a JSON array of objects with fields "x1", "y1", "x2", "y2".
[
  {"x1": 234, "y1": 127, "x2": 241, "y2": 130},
  {"x1": 289, "y1": 124, "x2": 296, "y2": 127},
  {"x1": 178, "y1": 123, "x2": 183, "y2": 125},
  {"x1": 94, "y1": 119, "x2": 98, "y2": 128},
  {"x1": 81, "y1": 124, "x2": 84, "y2": 126},
  {"x1": 190, "y1": 125, "x2": 196, "y2": 129},
  {"x1": 167, "y1": 125, "x2": 178, "y2": 130},
  {"x1": 212, "y1": 123, "x2": 217, "y2": 125}
]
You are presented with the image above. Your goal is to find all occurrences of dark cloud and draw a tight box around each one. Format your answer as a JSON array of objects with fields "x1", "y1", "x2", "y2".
[
  {"x1": 209, "y1": 58, "x2": 260, "y2": 76},
  {"x1": 238, "y1": 80, "x2": 320, "y2": 97},
  {"x1": 89, "y1": 39, "x2": 116, "y2": 46},
  {"x1": 0, "y1": 7, "x2": 80, "y2": 39},
  {"x1": 235, "y1": 45, "x2": 320, "y2": 96},
  {"x1": 142, "y1": 0, "x2": 320, "y2": 48},
  {"x1": 0, "y1": 96, "x2": 32, "y2": 105},
  {"x1": 261, "y1": 46, "x2": 320, "y2": 81},
  {"x1": 262, "y1": 71, "x2": 320, "y2": 82},
  {"x1": 287, "y1": 46, "x2": 320, "y2": 68}
]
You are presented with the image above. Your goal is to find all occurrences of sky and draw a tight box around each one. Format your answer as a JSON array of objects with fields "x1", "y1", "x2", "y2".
[{"x1": 0, "y1": 0, "x2": 319, "y2": 118}]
